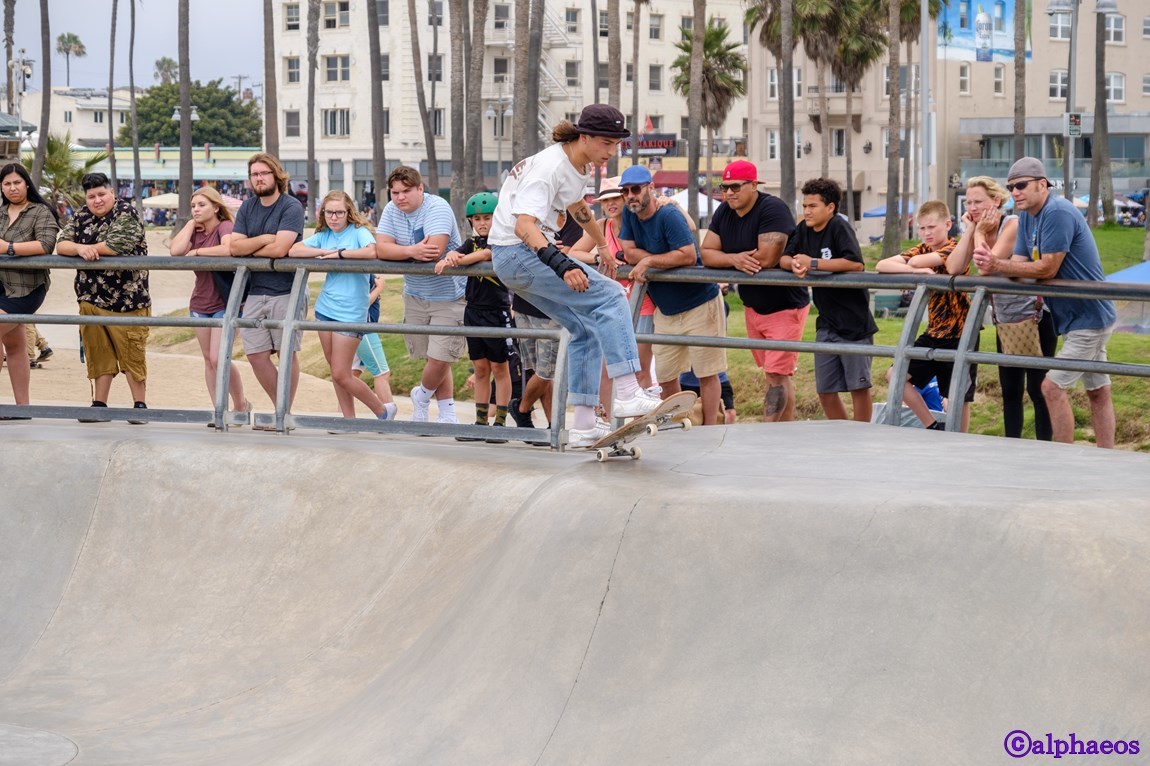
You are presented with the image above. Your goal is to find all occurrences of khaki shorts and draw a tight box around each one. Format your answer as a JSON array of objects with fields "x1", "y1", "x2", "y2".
[
  {"x1": 78, "y1": 302, "x2": 149, "y2": 382},
  {"x1": 515, "y1": 312, "x2": 559, "y2": 380},
  {"x1": 653, "y1": 294, "x2": 728, "y2": 383},
  {"x1": 240, "y1": 293, "x2": 307, "y2": 355},
  {"x1": 403, "y1": 294, "x2": 466, "y2": 363},
  {"x1": 1048, "y1": 326, "x2": 1114, "y2": 391}
]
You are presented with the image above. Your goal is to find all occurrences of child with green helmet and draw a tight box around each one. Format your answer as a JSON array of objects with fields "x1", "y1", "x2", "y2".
[{"x1": 436, "y1": 191, "x2": 514, "y2": 441}]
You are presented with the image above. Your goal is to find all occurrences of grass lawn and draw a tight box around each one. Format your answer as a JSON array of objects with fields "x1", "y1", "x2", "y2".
[{"x1": 152, "y1": 225, "x2": 1150, "y2": 449}]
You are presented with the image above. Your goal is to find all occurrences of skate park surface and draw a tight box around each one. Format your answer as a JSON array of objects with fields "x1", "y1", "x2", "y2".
[{"x1": 1, "y1": 420, "x2": 1147, "y2": 765}]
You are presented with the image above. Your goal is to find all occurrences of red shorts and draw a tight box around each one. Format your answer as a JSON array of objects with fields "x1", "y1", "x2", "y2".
[{"x1": 744, "y1": 304, "x2": 810, "y2": 376}]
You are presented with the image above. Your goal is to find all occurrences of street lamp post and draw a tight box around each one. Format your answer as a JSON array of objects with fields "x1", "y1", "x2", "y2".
[
  {"x1": 171, "y1": 104, "x2": 199, "y2": 226},
  {"x1": 484, "y1": 93, "x2": 513, "y2": 188},
  {"x1": 1047, "y1": 0, "x2": 1118, "y2": 201}
]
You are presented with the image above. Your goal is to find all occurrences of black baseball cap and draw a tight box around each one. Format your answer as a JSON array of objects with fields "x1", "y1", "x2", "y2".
[{"x1": 574, "y1": 104, "x2": 630, "y2": 139}]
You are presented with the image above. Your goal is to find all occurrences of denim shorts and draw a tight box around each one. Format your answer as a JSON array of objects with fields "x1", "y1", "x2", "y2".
[
  {"x1": 190, "y1": 308, "x2": 226, "y2": 319},
  {"x1": 315, "y1": 310, "x2": 363, "y2": 339}
]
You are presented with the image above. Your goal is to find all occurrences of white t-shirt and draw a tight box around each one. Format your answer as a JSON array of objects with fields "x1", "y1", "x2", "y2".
[{"x1": 489, "y1": 142, "x2": 591, "y2": 246}]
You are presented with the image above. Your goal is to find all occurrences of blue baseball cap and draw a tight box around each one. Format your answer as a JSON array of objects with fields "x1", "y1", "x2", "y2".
[{"x1": 619, "y1": 165, "x2": 653, "y2": 186}]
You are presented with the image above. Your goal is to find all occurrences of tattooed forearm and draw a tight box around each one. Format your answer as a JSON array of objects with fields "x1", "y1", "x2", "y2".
[{"x1": 571, "y1": 202, "x2": 593, "y2": 225}]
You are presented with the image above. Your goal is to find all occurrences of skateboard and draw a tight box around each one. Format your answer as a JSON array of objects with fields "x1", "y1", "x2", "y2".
[{"x1": 584, "y1": 391, "x2": 697, "y2": 462}]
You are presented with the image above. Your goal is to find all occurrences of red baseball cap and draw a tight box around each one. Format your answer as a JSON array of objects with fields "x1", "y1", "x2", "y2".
[{"x1": 722, "y1": 160, "x2": 759, "y2": 183}]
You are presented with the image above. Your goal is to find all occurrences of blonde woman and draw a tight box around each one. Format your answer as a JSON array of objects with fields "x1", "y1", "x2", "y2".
[
  {"x1": 948, "y1": 176, "x2": 1055, "y2": 440},
  {"x1": 169, "y1": 186, "x2": 249, "y2": 416},
  {"x1": 288, "y1": 191, "x2": 397, "y2": 421}
]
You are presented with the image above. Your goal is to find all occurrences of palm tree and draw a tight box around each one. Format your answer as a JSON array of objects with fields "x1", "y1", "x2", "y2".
[
  {"x1": 512, "y1": 0, "x2": 527, "y2": 160},
  {"x1": 107, "y1": 0, "x2": 118, "y2": 193},
  {"x1": 467, "y1": 1, "x2": 490, "y2": 194},
  {"x1": 1089, "y1": 11, "x2": 1113, "y2": 226},
  {"x1": 25, "y1": 132, "x2": 106, "y2": 207},
  {"x1": 55, "y1": 32, "x2": 87, "y2": 88},
  {"x1": 448, "y1": 0, "x2": 467, "y2": 218},
  {"x1": 262, "y1": 0, "x2": 279, "y2": 155},
  {"x1": 590, "y1": 0, "x2": 600, "y2": 103},
  {"x1": 881, "y1": 0, "x2": 902, "y2": 256},
  {"x1": 606, "y1": 0, "x2": 621, "y2": 176},
  {"x1": 830, "y1": 0, "x2": 886, "y2": 222},
  {"x1": 794, "y1": 0, "x2": 840, "y2": 179},
  {"x1": 1012, "y1": 0, "x2": 1026, "y2": 159},
  {"x1": 5, "y1": 0, "x2": 15, "y2": 114},
  {"x1": 32, "y1": 0, "x2": 51, "y2": 186},
  {"x1": 153, "y1": 56, "x2": 178, "y2": 86},
  {"x1": 629, "y1": 0, "x2": 649, "y2": 166},
  {"x1": 366, "y1": 0, "x2": 387, "y2": 216},
  {"x1": 685, "y1": 0, "x2": 706, "y2": 223},
  {"x1": 177, "y1": 0, "x2": 192, "y2": 224},
  {"x1": 523, "y1": 0, "x2": 543, "y2": 156},
  {"x1": 129, "y1": 0, "x2": 142, "y2": 211},
  {"x1": 744, "y1": 0, "x2": 797, "y2": 209},
  {"x1": 406, "y1": 0, "x2": 437, "y2": 194},
  {"x1": 672, "y1": 17, "x2": 747, "y2": 219},
  {"x1": 306, "y1": 0, "x2": 319, "y2": 222}
]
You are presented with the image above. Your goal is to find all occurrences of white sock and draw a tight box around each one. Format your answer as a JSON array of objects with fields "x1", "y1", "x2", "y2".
[
  {"x1": 439, "y1": 398, "x2": 456, "y2": 415},
  {"x1": 613, "y1": 374, "x2": 641, "y2": 400},
  {"x1": 572, "y1": 405, "x2": 596, "y2": 430}
]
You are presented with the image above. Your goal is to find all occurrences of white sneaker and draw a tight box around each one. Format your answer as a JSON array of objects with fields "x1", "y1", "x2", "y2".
[
  {"x1": 568, "y1": 421, "x2": 613, "y2": 449},
  {"x1": 410, "y1": 385, "x2": 431, "y2": 422},
  {"x1": 612, "y1": 388, "x2": 663, "y2": 418},
  {"x1": 645, "y1": 384, "x2": 663, "y2": 396},
  {"x1": 378, "y1": 402, "x2": 398, "y2": 421},
  {"x1": 436, "y1": 410, "x2": 459, "y2": 424}
]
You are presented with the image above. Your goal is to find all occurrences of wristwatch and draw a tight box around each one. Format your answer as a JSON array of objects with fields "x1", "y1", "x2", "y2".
[
  {"x1": 6, "y1": 243, "x2": 14, "y2": 256},
  {"x1": 337, "y1": 248, "x2": 345, "y2": 259},
  {"x1": 809, "y1": 257, "x2": 818, "y2": 270}
]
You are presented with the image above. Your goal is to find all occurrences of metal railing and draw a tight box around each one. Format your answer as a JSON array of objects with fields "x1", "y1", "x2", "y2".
[{"x1": 2, "y1": 255, "x2": 1149, "y2": 446}]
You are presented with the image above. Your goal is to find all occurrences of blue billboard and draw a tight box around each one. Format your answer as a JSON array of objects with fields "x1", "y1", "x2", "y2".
[{"x1": 938, "y1": 0, "x2": 1032, "y2": 62}]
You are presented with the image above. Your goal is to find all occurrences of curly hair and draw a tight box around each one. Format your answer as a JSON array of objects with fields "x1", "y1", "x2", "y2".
[
  {"x1": 315, "y1": 190, "x2": 372, "y2": 233},
  {"x1": 800, "y1": 177, "x2": 842, "y2": 214}
]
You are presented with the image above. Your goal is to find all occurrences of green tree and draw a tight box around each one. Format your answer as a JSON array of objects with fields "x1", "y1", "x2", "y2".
[
  {"x1": 118, "y1": 80, "x2": 261, "y2": 146},
  {"x1": 56, "y1": 32, "x2": 86, "y2": 88},
  {"x1": 24, "y1": 133, "x2": 107, "y2": 207},
  {"x1": 154, "y1": 55, "x2": 178, "y2": 86},
  {"x1": 672, "y1": 16, "x2": 747, "y2": 218}
]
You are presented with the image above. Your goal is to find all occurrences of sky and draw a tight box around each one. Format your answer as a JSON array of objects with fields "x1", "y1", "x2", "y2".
[{"x1": 12, "y1": 0, "x2": 263, "y2": 93}]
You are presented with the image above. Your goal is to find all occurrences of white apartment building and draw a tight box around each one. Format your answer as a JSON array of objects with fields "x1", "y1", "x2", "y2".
[
  {"x1": 747, "y1": 0, "x2": 1150, "y2": 235},
  {"x1": 21, "y1": 87, "x2": 133, "y2": 147},
  {"x1": 273, "y1": 0, "x2": 749, "y2": 204}
]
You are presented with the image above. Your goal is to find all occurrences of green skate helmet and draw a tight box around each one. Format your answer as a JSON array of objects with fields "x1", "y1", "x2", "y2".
[{"x1": 465, "y1": 192, "x2": 498, "y2": 217}]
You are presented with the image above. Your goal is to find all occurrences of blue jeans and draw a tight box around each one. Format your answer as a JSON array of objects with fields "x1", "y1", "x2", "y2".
[{"x1": 493, "y1": 242, "x2": 640, "y2": 406}]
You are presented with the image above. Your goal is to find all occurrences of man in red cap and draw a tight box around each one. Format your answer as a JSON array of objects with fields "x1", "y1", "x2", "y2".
[{"x1": 701, "y1": 159, "x2": 806, "y2": 421}]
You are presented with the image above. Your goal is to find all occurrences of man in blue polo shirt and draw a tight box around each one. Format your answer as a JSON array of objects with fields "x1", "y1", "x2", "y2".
[
  {"x1": 618, "y1": 165, "x2": 727, "y2": 425},
  {"x1": 974, "y1": 156, "x2": 1117, "y2": 448},
  {"x1": 375, "y1": 165, "x2": 465, "y2": 423}
]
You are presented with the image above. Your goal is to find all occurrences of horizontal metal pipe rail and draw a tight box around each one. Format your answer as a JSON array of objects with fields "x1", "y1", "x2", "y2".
[{"x1": 1, "y1": 256, "x2": 1148, "y2": 440}]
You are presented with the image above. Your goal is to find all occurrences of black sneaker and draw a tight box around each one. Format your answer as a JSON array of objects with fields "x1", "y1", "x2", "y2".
[
  {"x1": 926, "y1": 420, "x2": 946, "y2": 431},
  {"x1": 485, "y1": 422, "x2": 508, "y2": 444},
  {"x1": 36, "y1": 347, "x2": 53, "y2": 363},
  {"x1": 508, "y1": 397, "x2": 535, "y2": 429},
  {"x1": 78, "y1": 401, "x2": 111, "y2": 423},
  {"x1": 128, "y1": 401, "x2": 148, "y2": 425}
]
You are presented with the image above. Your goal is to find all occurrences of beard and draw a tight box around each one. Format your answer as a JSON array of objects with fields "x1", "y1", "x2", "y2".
[{"x1": 255, "y1": 183, "x2": 278, "y2": 198}]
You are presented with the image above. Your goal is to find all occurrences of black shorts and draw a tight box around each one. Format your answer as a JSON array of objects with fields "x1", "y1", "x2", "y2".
[
  {"x1": 680, "y1": 378, "x2": 735, "y2": 411},
  {"x1": 465, "y1": 306, "x2": 513, "y2": 363},
  {"x1": 0, "y1": 282, "x2": 47, "y2": 315},
  {"x1": 907, "y1": 334, "x2": 978, "y2": 403}
]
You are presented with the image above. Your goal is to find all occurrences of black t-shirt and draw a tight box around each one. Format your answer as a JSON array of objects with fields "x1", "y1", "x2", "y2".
[
  {"x1": 458, "y1": 235, "x2": 511, "y2": 310},
  {"x1": 784, "y1": 216, "x2": 878, "y2": 340},
  {"x1": 707, "y1": 192, "x2": 806, "y2": 315}
]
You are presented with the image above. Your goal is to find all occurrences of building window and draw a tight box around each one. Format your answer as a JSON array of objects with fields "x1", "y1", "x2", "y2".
[
  {"x1": 322, "y1": 108, "x2": 351, "y2": 137},
  {"x1": 381, "y1": 54, "x2": 389, "y2": 81},
  {"x1": 1049, "y1": 12, "x2": 1070, "y2": 40},
  {"x1": 649, "y1": 14, "x2": 663, "y2": 40},
  {"x1": 1143, "y1": 73, "x2": 1150, "y2": 97},
  {"x1": 285, "y1": 110, "x2": 300, "y2": 138},
  {"x1": 325, "y1": 55, "x2": 350, "y2": 82},
  {"x1": 382, "y1": 108, "x2": 390, "y2": 135},
  {"x1": 433, "y1": 108, "x2": 445, "y2": 137},
  {"x1": 1144, "y1": 16, "x2": 1150, "y2": 38},
  {"x1": 63, "y1": 110, "x2": 72, "y2": 123},
  {"x1": 286, "y1": 57, "x2": 300, "y2": 84},
  {"x1": 793, "y1": 68, "x2": 802, "y2": 99},
  {"x1": 491, "y1": 108, "x2": 507, "y2": 138},
  {"x1": 1049, "y1": 69, "x2": 1068, "y2": 100},
  {"x1": 794, "y1": 130, "x2": 802, "y2": 160},
  {"x1": 681, "y1": 16, "x2": 692, "y2": 40},
  {"x1": 1105, "y1": 14, "x2": 1125, "y2": 43},
  {"x1": 831, "y1": 128, "x2": 845, "y2": 157},
  {"x1": 598, "y1": 62, "x2": 608, "y2": 90},
  {"x1": 994, "y1": 64, "x2": 1005, "y2": 95},
  {"x1": 120, "y1": 111, "x2": 126, "y2": 124},
  {"x1": 427, "y1": 0, "x2": 442, "y2": 26},
  {"x1": 959, "y1": 0, "x2": 970, "y2": 28},
  {"x1": 681, "y1": 115, "x2": 689, "y2": 140},
  {"x1": 767, "y1": 68, "x2": 777, "y2": 100},
  {"x1": 625, "y1": 11, "x2": 633, "y2": 31},
  {"x1": 323, "y1": 1, "x2": 349, "y2": 29},
  {"x1": 1106, "y1": 72, "x2": 1125, "y2": 102},
  {"x1": 428, "y1": 54, "x2": 443, "y2": 82},
  {"x1": 958, "y1": 63, "x2": 970, "y2": 94},
  {"x1": 649, "y1": 64, "x2": 662, "y2": 92},
  {"x1": 599, "y1": 10, "x2": 608, "y2": 37},
  {"x1": 494, "y1": 4, "x2": 510, "y2": 30},
  {"x1": 376, "y1": 0, "x2": 388, "y2": 26},
  {"x1": 626, "y1": 62, "x2": 633, "y2": 83},
  {"x1": 881, "y1": 127, "x2": 907, "y2": 159},
  {"x1": 565, "y1": 60, "x2": 580, "y2": 87},
  {"x1": 494, "y1": 57, "x2": 509, "y2": 83},
  {"x1": 648, "y1": 115, "x2": 661, "y2": 131},
  {"x1": 767, "y1": 129, "x2": 778, "y2": 160},
  {"x1": 565, "y1": 8, "x2": 579, "y2": 35},
  {"x1": 285, "y1": 3, "x2": 300, "y2": 31},
  {"x1": 94, "y1": 111, "x2": 104, "y2": 124},
  {"x1": 993, "y1": 0, "x2": 1005, "y2": 31}
]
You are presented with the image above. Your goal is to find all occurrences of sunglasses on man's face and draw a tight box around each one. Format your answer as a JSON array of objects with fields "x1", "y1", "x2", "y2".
[
  {"x1": 1006, "y1": 179, "x2": 1038, "y2": 193},
  {"x1": 621, "y1": 184, "x2": 648, "y2": 196},
  {"x1": 720, "y1": 181, "x2": 749, "y2": 193}
]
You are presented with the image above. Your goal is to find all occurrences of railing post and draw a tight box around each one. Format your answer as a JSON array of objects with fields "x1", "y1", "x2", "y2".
[
  {"x1": 550, "y1": 328, "x2": 572, "y2": 451},
  {"x1": 945, "y1": 286, "x2": 988, "y2": 432},
  {"x1": 212, "y1": 265, "x2": 250, "y2": 430},
  {"x1": 883, "y1": 284, "x2": 930, "y2": 426},
  {"x1": 273, "y1": 266, "x2": 310, "y2": 432}
]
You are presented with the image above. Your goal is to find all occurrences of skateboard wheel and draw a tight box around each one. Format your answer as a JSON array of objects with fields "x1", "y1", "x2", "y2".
[
  {"x1": 596, "y1": 449, "x2": 609, "y2": 462},
  {"x1": 645, "y1": 423, "x2": 658, "y2": 437},
  {"x1": 631, "y1": 446, "x2": 642, "y2": 460},
  {"x1": 681, "y1": 419, "x2": 692, "y2": 432}
]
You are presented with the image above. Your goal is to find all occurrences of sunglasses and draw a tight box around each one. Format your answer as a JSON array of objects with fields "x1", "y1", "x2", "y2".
[
  {"x1": 621, "y1": 184, "x2": 648, "y2": 196},
  {"x1": 1006, "y1": 179, "x2": 1038, "y2": 193},
  {"x1": 720, "y1": 181, "x2": 749, "y2": 193}
]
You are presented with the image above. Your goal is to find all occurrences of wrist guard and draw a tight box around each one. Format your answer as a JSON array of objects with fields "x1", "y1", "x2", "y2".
[{"x1": 536, "y1": 243, "x2": 579, "y2": 279}]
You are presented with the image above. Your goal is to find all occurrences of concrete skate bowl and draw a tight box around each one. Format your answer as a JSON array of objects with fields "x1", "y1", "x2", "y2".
[{"x1": 1, "y1": 421, "x2": 1148, "y2": 765}]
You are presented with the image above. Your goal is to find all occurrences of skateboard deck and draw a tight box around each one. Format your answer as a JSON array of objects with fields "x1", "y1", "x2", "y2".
[{"x1": 584, "y1": 391, "x2": 697, "y2": 461}]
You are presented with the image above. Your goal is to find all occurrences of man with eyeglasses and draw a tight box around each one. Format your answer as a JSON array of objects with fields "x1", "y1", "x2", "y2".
[
  {"x1": 228, "y1": 152, "x2": 306, "y2": 409},
  {"x1": 701, "y1": 160, "x2": 805, "y2": 421},
  {"x1": 973, "y1": 156, "x2": 1116, "y2": 448},
  {"x1": 618, "y1": 165, "x2": 727, "y2": 425}
]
